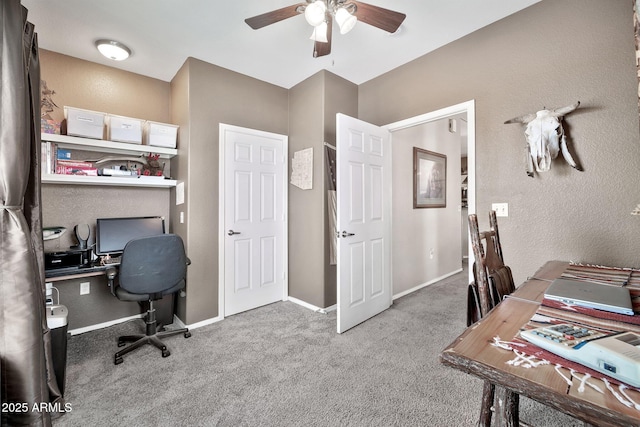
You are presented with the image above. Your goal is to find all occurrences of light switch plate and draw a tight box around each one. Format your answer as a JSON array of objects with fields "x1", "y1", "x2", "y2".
[{"x1": 492, "y1": 203, "x2": 509, "y2": 217}]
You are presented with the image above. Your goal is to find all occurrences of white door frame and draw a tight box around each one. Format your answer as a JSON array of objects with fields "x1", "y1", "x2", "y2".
[
  {"x1": 384, "y1": 100, "x2": 476, "y2": 283},
  {"x1": 218, "y1": 123, "x2": 289, "y2": 320}
]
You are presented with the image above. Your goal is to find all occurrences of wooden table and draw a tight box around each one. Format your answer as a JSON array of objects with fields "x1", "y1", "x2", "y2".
[{"x1": 440, "y1": 261, "x2": 640, "y2": 427}]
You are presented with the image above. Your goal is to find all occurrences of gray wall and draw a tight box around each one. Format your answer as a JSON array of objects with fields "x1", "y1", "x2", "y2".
[
  {"x1": 40, "y1": 49, "x2": 172, "y2": 253},
  {"x1": 40, "y1": 50, "x2": 172, "y2": 330},
  {"x1": 391, "y1": 119, "x2": 462, "y2": 295},
  {"x1": 288, "y1": 70, "x2": 358, "y2": 308},
  {"x1": 43, "y1": 186, "x2": 170, "y2": 329},
  {"x1": 359, "y1": 0, "x2": 640, "y2": 285},
  {"x1": 288, "y1": 72, "x2": 326, "y2": 307},
  {"x1": 40, "y1": 52, "x2": 290, "y2": 328},
  {"x1": 171, "y1": 58, "x2": 289, "y2": 324},
  {"x1": 169, "y1": 60, "x2": 191, "y2": 322}
]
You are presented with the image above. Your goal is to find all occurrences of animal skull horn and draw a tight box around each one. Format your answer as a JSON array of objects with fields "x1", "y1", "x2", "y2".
[{"x1": 505, "y1": 101, "x2": 580, "y2": 177}]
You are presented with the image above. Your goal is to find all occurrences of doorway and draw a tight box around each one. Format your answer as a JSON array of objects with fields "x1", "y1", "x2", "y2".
[
  {"x1": 385, "y1": 100, "x2": 476, "y2": 285},
  {"x1": 218, "y1": 124, "x2": 288, "y2": 317},
  {"x1": 334, "y1": 101, "x2": 475, "y2": 331}
]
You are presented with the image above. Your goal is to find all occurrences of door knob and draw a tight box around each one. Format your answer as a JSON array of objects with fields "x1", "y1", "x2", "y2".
[
  {"x1": 341, "y1": 231, "x2": 355, "y2": 237},
  {"x1": 227, "y1": 230, "x2": 241, "y2": 236}
]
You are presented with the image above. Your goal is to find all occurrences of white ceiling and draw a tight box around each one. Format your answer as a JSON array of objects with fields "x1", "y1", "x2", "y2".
[{"x1": 21, "y1": 0, "x2": 540, "y2": 89}]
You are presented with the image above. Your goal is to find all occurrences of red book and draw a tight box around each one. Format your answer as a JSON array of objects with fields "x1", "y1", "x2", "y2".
[
  {"x1": 55, "y1": 165, "x2": 98, "y2": 176},
  {"x1": 56, "y1": 159, "x2": 94, "y2": 168}
]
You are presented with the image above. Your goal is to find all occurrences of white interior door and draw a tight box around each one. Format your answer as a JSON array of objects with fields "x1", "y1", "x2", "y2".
[
  {"x1": 220, "y1": 124, "x2": 287, "y2": 317},
  {"x1": 336, "y1": 113, "x2": 392, "y2": 333}
]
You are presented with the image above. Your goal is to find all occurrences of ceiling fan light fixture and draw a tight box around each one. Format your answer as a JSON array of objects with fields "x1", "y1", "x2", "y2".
[
  {"x1": 304, "y1": 0, "x2": 326, "y2": 27},
  {"x1": 95, "y1": 39, "x2": 131, "y2": 61},
  {"x1": 309, "y1": 21, "x2": 328, "y2": 43},
  {"x1": 244, "y1": 1, "x2": 406, "y2": 58},
  {"x1": 335, "y1": 7, "x2": 357, "y2": 35}
]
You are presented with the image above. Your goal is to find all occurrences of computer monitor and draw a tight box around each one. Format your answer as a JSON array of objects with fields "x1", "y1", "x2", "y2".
[{"x1": 95, "y1": 216, "x2": 165, "y2": 256}]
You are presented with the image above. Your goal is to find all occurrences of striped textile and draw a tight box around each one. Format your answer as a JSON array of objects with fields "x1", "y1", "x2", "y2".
[{"x1": 512, "y1": 263, "x2": 640, "y2": 388}]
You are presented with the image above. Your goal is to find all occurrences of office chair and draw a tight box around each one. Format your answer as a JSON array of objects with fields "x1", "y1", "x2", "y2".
[
  {"x1": 468, "y1": 211, "x2": 518, "y2": 427},
  {"x1": 106, "y1": 234, "x2": 191, "y2": 365}
]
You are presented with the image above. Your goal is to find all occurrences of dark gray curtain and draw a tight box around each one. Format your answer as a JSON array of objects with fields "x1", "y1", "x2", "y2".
[{"x1": 1, "y1": 2, "x2": 62, "y2": 426}]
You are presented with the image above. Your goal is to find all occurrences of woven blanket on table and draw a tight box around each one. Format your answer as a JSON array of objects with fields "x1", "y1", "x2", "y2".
[{"x1": 510, "y1": 263, "x2": 640, "y2": 390}]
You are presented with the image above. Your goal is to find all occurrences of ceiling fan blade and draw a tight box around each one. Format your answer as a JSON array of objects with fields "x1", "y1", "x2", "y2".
[
  {"x1": 313, "y1": 18, "x2": 332, "y2": 58},
  {"x1": 351, "y1": 1, "x2": 406, "y2": 33},
  {"x1": 245, "y1": 3, "x2": 307, "y2": 30}
]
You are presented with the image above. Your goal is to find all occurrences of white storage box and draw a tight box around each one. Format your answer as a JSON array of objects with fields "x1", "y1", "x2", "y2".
[
  {"x1": 144, "y1": 121, "x2": 178, "y2": 148},
  {"x1": 64, "y1": 107, "x2": 105, "y2": 140},
  {"x1": 107, "y1": 114, "x2": 143, "y2": 144}
]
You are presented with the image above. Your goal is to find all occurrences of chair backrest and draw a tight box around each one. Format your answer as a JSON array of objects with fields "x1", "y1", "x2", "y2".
[
  {"x1": 118, "y1": 234, "x2": 187, "y2": 296},
  {"x1": 468, "y1": 211, "x2": 515, "y2": 323}
]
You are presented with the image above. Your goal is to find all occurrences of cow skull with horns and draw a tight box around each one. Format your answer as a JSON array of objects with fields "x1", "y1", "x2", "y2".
[{"x1": 504, "y1": 101, "x2": 580, "y2": 177}]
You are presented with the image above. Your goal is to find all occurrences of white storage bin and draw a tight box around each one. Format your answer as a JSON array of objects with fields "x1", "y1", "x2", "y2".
[
  {"x1": 107, "y1": 114, "x2": 143, "y2": 144},
  {"x1": 144, "y1": 121, "x2": 178, "y2": 148},
  {"x1": 64, "y1": 107, "x2": 105, "y2": 139}
]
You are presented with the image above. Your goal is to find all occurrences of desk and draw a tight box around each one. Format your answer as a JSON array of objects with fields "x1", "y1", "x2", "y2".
[
  {"x1": 44, "y1": 263, "x2": 176, "y2": 329},
  {"x1": 440, "y1": 261, "x2": 640, "y2": 427}
]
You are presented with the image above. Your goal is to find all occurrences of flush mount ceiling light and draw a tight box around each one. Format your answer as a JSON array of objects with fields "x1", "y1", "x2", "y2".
[
  {"x1": 245, "y1": 0, "x2": 406, "y2": 58},
  {"x1": 95, "y1": 39, "x2": 131, "y2": 61}
]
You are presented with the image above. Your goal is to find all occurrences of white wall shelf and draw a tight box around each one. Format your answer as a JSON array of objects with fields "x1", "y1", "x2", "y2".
[
  {"x1": 41, "y1": 133, "x2": 177, "y2": 159},
  {"x1": 41, "y1": 133, "x2": 177, "y2": 188},
  {"x1": 42, "y1": 174, "x2": 177, "y2": 188}
]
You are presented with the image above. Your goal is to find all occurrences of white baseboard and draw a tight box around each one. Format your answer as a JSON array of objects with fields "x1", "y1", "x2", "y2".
[
  {"x1": 289, "y1": 269, "x2": 464, "y2": 313},
  {"x1": 180, "y1": 315, "x2": 223, "y2": 329},
  {"x1": 318, "y1": 304, "x2": 337, "y2": 314},
  {"x1": 393, "y1": 268, "x2": 463, "y2": 301},
  {"x1": 68, "y1": 314, "x2": 143, "y2": 336},
  {"x1": 68, "y1": 313, "x2": 223, "y2": 335},
  {"x1": 288, "y1": 296, "x2": 336, "y2": 314}
]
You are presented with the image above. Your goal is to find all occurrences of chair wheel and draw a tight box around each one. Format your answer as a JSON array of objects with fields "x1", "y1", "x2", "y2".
[
  {"x1": 184, "y1": 332, "x2": 191, "y2": 338},
  {"x1": 114, "y1": 356, "x2": 123, "y2": 365},
  {"x1": 162, "y1": 350, "x2": 170, "y2": 358}
]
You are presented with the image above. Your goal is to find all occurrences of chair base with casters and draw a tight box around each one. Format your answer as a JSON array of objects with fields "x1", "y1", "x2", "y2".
[{"x1": 113, "y1": 298, "x2": 191, "y2": 365}]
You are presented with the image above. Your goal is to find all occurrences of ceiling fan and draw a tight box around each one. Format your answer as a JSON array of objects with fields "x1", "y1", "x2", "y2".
[{"x1": 245, "y1": 0, "x2": 406, "y2": 58}]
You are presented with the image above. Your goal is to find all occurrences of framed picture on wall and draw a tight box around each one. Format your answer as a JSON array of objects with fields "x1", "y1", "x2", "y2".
[{"x1": 414, "y1": 147, "x2": 446, "y2": 208}]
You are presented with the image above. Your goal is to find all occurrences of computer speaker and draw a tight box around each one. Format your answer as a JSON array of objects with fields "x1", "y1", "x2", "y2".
[{"x1": 74, "y1": 223, "x2": 90, "y2": 250}]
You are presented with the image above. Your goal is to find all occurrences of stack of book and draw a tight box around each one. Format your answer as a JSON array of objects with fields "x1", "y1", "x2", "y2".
[
  {"x1": 56, "y1": 159, "x2": 98, "y2": 176},
  {"x1": 42, "y1": 141, "x2": 144, "y2": 178},
  {"x1": 42, "y1": 141, "x2": 99, "y2": 176}
]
